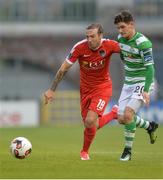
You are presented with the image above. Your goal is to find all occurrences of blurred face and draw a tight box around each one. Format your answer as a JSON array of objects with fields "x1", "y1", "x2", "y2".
[
  {"x1": 86, "y1": 28, "x2": 103, "y2": 50},
  {"x1": 116, "y1": 22, "x2": 135, "y2": 40}
]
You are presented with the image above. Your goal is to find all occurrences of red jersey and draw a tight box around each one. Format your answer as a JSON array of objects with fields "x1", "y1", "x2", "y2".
[{"x1": 66, "y1": 38, "x2": 120, "y2": 91}]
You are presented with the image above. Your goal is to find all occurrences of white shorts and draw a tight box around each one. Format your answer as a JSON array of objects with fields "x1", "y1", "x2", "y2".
[{"x1": 118, "y1": 82, "x2": 154, "y2": 115}]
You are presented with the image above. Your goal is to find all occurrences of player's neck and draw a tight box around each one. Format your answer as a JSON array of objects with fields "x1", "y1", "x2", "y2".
[
  {"x1": 126, "y1": 29, "x2": 136, "y2": 40},
  {"x1": 91, "y1": 40, "x2": 102, "y2": 51}
]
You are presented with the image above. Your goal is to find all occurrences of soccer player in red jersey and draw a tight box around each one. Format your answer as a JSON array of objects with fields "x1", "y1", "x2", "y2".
[{"x1": 44, "y1": 23, "x2": 120, "y2": 160}]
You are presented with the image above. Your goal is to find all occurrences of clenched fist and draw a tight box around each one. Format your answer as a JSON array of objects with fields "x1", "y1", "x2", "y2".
[{"x1": 44, "y1": 89, "x2": 55, "y2": 105}]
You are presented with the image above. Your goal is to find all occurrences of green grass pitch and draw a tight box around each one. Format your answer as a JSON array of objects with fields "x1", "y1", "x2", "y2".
[{"x1": 0, "y1": 124, "x2": 162, "y2": 179}]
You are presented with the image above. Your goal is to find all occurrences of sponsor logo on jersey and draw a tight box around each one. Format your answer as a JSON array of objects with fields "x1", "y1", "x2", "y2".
[
  {"x1": 81, "y1": 59, "x2": 105, "y2": 70},
  {"x1": 122, "y1": 51, "x2": 133, "y2": 58},
  {"x1": 83, "y1": 54, "x2": 91, "y2": 57}
]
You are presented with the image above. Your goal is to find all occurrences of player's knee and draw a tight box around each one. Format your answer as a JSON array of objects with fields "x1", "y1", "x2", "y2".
[
  {"x1": 117, "y1": 115, "x2": 125, "y2": 124},
  {"x1": 123, "y1": 112, "x2": 133, "y2": 124},
  {"x1": 118, "y1": 113, "x2": 133, "y2": 124},
  {"x1": 84, "y1": 117, "x2": 96, "y2": 128},
  {"x1": 123, "y1": 107, "x2": 135, "y2": 124}
]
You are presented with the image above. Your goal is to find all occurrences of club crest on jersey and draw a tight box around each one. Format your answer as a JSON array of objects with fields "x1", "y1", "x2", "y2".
[{"x1": 99, "y1": 49, "x2": 106, "y2": 57}]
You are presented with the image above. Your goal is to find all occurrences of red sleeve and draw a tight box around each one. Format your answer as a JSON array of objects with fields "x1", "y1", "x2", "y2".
[
  {"x1": 109, "y1": 40, "x2": 120, "y2": 53},
  {"x1": 66, "y1": 44, "x2": 81, "y2": 64}
]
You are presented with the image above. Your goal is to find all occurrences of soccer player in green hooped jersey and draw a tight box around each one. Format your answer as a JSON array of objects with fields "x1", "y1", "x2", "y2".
[{"x1": 114, "y1": 10, "x2": 159, "y2": 161}]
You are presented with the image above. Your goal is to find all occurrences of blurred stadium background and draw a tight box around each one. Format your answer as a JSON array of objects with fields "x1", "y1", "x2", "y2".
[{"x1": 0, "y1": 0, "x2": 163, "y2": 127}]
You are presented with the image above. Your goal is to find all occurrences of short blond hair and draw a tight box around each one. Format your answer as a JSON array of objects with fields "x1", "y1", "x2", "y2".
[{"x1": 86, "y1": 23, "x2": 104, "y2": 34}]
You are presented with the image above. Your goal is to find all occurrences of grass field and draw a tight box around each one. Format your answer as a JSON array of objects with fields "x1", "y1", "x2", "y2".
[{"x1": 0, "y1": 124, "x2": 163, "y2": 179}]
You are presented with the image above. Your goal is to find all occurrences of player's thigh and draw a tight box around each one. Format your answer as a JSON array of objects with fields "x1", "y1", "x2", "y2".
[
  {"x1": 81, "y1": 96, "x2": 91, "y2": 121},
  {"x1": 89, "y1": 95, "x2": 110, "y2": 117},
  {"x1": 118, "y1": 99, "x2": 142, "y2": 124},
  {"x1": 118, "y1": 98, "x2": 130, "y2": 116},
  {"x1": 81, "y1": 95, "x2": 110, "y2": 127},
  {"x1": 119, "y1": 97, "x2": 143, "y2": 115},
  {"x1": 118, "y1": 84, "x2": 133, "y2": 115},
  {"x1": 118, "y1": 83, "x2": 144, "y2": 114},
  {"x1": 81, "y1": 93, "x2": 110, "y2": 121},
  {"x1": 131, "y1": 82, "x2": 145, "y2": 101},
  {"x1": 127, "y1": 98, "x2": 143, "y2": 114}
]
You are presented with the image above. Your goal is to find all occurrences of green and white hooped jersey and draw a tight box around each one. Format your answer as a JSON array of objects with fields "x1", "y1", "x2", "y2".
[{"x1": 118, "y1": 32, "x2": 154, "y2": 85}]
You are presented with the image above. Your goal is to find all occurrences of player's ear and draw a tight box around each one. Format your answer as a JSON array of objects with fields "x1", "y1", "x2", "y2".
[
  {"x1": 100, "y1": 33, "x2": 103, "y2": 38},
  {"x1": 130, "y1": 21, "x2": 135, "y2": 27}
]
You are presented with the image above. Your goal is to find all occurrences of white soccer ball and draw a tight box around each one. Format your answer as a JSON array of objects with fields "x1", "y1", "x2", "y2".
[{"x1": 10, "y1": 137, "x2": 32, "y2": 159}]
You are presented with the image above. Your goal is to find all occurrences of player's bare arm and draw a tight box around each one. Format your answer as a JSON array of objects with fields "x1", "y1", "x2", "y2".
[
  {"x1": 50, "y1": 60, "x2": 72, "y2": 91},
  {"x1": 44, "y1": 60, "x2": 72, "y2": 104},
  {"x1": 142, "y1": 91, "x2": 150, "y2": 106}
]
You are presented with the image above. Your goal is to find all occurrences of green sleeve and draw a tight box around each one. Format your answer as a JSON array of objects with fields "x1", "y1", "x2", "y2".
[
  {"x1": 139, "y1": 41, "x2": 152, "y2": 50},
  {"x1": 144, "y1": 64, "x2": 155, "y2": 92}
]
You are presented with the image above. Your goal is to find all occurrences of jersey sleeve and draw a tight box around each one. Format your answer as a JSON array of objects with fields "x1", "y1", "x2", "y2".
[
  {"x1": 140, "y1": 47, "x2": 154, "y2": 66},
  {"x1": 109, "y1": 40, "x2": 121, "y2": 53},
  {"x1": 140, "y1": 41, "x2": 154, "y2": 66},
  {"x1": 136, "y1": 36, "x2": 154, "y2": 66},
  {"x1": 144, "y1": 64, "x2": 155, "y2": 92},
  {"x1": 66, "y1": 44, "x2": 81, "y2": 64}
]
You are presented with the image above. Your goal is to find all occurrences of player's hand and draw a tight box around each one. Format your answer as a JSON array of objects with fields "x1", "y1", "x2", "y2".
[
  {"x1": 44, "y1": 89, "x2": 55, "y2": 105},
  {"x1": 142, "y1": 91, "x2": 150, "y2": 106}
]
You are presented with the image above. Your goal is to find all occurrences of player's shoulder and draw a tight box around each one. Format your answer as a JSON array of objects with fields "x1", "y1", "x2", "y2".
[
  {"x1": 135, "y1": 32, "x2": 152, "y2": 46},
  {"x1": 117, "y1": 34, "x2": 125, "y2": 43},
  {"x1": 102, "y1": 38, "x2": 118, "y2": 45},
  {"x1": 73, "y1": 39, "x2": 87, "y2": 49}
]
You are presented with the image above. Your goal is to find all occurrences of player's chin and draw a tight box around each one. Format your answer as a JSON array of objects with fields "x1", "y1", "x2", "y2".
[
  {"x1": 121, "y1": 34, "x2": 127, "y2": 38},
  {"x1": 88, "y1": 44, "x2": 94, "y2": 50}
]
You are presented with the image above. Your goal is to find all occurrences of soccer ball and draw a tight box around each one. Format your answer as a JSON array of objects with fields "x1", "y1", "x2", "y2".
[{"x1": 10, "y1": 137, "x2": 32, "y2": 159}]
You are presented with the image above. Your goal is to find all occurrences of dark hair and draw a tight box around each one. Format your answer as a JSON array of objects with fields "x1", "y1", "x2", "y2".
[
  {"x1": 86, "y1": 23, "x2": 104, "y2": 34},
  {"x1": 114, "y1": 10, "x2": 134, "y2": 24}
]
